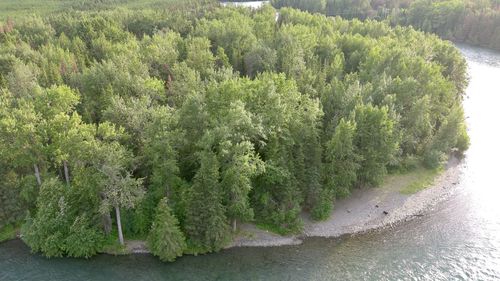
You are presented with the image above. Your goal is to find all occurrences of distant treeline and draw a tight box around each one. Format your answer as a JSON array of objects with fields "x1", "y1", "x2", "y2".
[
  {"x1": 271, "y1": 0, "x2": 500, "y2": 50},
  {"x1": 1, "y1": 1, "x2": 468, "y2": 261},
  {"x1": 0, "y1": 0, "x2": 219, "y2": 19}
]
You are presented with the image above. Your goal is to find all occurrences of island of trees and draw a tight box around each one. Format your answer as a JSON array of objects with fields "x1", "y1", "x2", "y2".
[{"x1": 0, "y1": 0, "x2": 469, "y2": 261}]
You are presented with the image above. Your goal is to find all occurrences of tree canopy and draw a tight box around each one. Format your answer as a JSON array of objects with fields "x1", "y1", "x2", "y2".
[
  {"x1": 271, "y1": 0, "x2": 500, "y2": 51},
  {"x1": 0, "y1": 0, "x2": 469, "y2": 260}
]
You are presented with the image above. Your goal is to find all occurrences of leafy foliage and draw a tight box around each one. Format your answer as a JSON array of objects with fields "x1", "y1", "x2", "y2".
[
  {"x1": 272, "y1": 0, "x2": 500, "y2": 51},
  {"x1": 0, "y1": 1, "x2": 470, "y2": 261},
  {"x1": 184, "y1": 151, "x2": 230, "y2": 254},
  {"x1": 147, "y1": 198, "x2": 186, "y2": 262}
]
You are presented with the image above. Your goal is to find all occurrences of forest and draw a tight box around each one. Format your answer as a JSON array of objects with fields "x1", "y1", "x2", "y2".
[
  {"x1": 271, "y1": 0, "x2": 500, "y2": 51},
  {"x1": 0, "y1": 0, "x2": 469, "y2": 261}
]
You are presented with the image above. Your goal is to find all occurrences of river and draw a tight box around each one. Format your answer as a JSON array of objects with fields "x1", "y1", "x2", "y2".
[
  {"x1": 1, "y1": 44, "x2": 499, "y2": 280},
  {"x1": 221, "y1": 1, "x2": 269, "y2": 9}
]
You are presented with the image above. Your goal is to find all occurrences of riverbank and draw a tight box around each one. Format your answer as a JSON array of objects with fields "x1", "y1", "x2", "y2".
[
  {"x1": 3, "y1": 158, "x2": 462, "y2": 255},
  {"x1": 115, "y1": 157, "x2": 463, "y2": 254},
  {"x1": 229, "y1": 156, "x2": 463, "y2": 248}
]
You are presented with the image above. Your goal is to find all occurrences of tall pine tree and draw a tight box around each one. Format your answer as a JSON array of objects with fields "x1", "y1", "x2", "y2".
[
  {"x1": 184, "y1": 151, "x2": 230, "y2": 254},
  {"x1": 148, "y1": 198, "x2": 186, "y2": 262}
]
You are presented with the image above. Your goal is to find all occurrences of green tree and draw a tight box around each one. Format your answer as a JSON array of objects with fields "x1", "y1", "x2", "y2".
[
  {"x1": 220, "y1": 141, "x2": 264, "y2": 232},
  {"x1": 64, "y1": 215, "x2": 104, "y2": 258},
  {"x1": 184, "y1": 151, "x2": 230, "y2": 254},
  {"x1": 354, "y1": 104, "x2": 398, "y2": 186},
  {"x1": 324, "y1": 119, "x2": 359, "y2": 198},
  {"x1": 22, "y1": 178, "x2": 69, "y2": 257},
  {"x1": 147, "y1": 198, "x2": 186, "y2": 262},
  {"x1": 184, "y1": 36, "x2": 215, "y2": 79},
  {"x1": 98, "y1": 144, "x2": 145, "y2": 245}
]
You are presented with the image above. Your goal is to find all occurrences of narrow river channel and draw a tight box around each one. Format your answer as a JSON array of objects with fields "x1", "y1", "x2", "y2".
[{"x1": 1, "y1": 44, "x2": 499, "y2": 281}]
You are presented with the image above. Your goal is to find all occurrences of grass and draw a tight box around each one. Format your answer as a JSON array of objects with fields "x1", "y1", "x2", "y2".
[
  {"x1": 255, "y1": 221, "x2": 303, "y2": 236},
  {"x1": 101, "y1": 240, "x2": 128, "y2": 255},
  {"x1": 238, "y1": 229, "x2": 256, "y2": 239},
  {"x1": 99, "y1": 229, "x2": 148, "y2": 255},
  {"x1": 100, "y1": 230, "x2": 129, "y2": 255},
  {"x1": 398, "y1": 167, "x2": 442, "y2": 195},
  {"x1": 0, "y1": 223, "x2": 20, "y2": 243}
]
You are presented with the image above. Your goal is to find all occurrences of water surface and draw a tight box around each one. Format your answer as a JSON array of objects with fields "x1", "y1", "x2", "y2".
[
  {"x1": 221, "y1": 1, "x2": 268, "y2": 9},
  {"x1": 1, "y1": 45, "x2": 499, "y2": 281}
]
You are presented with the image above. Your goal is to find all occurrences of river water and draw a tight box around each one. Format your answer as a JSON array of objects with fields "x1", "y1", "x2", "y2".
[
  {"x1": 221, "y1": 1, "x2": 269, "y2": 9},
  {"x1": 1, "y1": 45, "x2": 499, "y2": 280}
]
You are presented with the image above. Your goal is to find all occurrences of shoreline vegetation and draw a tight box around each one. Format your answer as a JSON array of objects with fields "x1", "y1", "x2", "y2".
[
  {"x1": 1, "y1": 0, "x2": 470, "y2": 262},
  {"x1": 271, "y1": 0, "x2": 500, "y2": 52},
  {"x1": 0, "y1": 155, "x2": 460, "y2": 254},
  {"x1": 115, "y1": 156, "x2": 462, "y2": 253},
  {"x1": 231, "y1": 156, "x2": 461, "y2": 248}
]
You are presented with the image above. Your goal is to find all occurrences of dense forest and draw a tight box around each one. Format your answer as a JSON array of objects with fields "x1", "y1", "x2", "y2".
[
  {"x1": 271, "y1": 0, "x2": 500, "y2": 51},
  {"x1": 0, "y1": 0, "x2": 469, "y2": 261}
]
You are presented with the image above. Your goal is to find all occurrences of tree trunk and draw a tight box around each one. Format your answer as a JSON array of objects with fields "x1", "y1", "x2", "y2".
[
  {"x1": 232, "y1": 219, "x2": 237, "y2": 233},
  {"x1": 99, "y1": 192, "x2": 112, "y2": 235},
  {"x1": 63, "y1": 161, "x2": 70, "y2": 186},
  {"x1": 102, "y1": 212, "x2": 112, "y2": 235},
  {"x1": 34, "y1": 164, "x2": 42, "y2": 187},
  {"x1": 115, "y1": 206, "x2": 124, "y2": 245}
]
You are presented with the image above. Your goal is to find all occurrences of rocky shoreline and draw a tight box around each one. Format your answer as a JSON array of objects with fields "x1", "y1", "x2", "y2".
[
  {"x1": 228, "y1": 157, "x2": 463, "y2": 249},
  {"x1": 28, "y1": 157, "x2": 460, "y2": 255}
]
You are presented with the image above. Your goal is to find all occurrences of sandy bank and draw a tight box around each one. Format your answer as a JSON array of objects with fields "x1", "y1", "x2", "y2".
[{"x1": 229, "y1": 157, "x2": 463, "y2": 248}]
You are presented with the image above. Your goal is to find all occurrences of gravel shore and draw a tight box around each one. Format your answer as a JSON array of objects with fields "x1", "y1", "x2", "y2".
[
  {"x1": 124, "y1": 158, "x2": 463, "y2": 253},
  {"x1": 229, "y1": 157, "x2": 463, "y2": 248}
]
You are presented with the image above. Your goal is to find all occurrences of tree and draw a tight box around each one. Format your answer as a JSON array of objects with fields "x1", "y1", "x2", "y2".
[
  {"x1": 184, "y1": 151, "x2": 230, "y2": 254},
  {"x1": 184, "y1": 36, "x2": 215, "y2": 79},
  {"x1": 354, "y1": 104, "x2": 398, "y2": 186},
  {"x1": 35, "y1": 85, "x2": 86, "y2": 186},
  {"x1": 21, "y1": 178, "x2": 70, "y2": 257},
  {"x1": 0, "y1": 170, "x2": 27, "y2": 229},
  {"x1": 147, "y1": 198, "x2": 186, "y2": 262},
  {"x1": 272, "y1": 0, "x2": 326, "y2": 14},
  {"x1": 424, "y1": 105, "x2": 469, "y2": 168},
  {"x1": 64, "y1": 215, "x2": 104, "y2": 258},
  {"x1": 21, "y1": 178, "x2": 103, "y2": 258},
  {"x1": 0, "y1": 89, "x2": 45, "y2": 187},
  {"x1": 98, "y1": 144, "x2": 144, "y2": 245},
  {"x1": 139, "y1": 30, "x2": 182, "y2": 80},
  {"x1": 252, "y1": 160, "x2": 303, "y2": 234},
  {"x1": 194, "y1": 10, "x2": 257, "y2": 73},
  {"x1": 244, "y1": 44, "x2": 277, "y2": 78},
  {"x1": 324, "y1": 119, "x2": 359, "y2": 198},
  {"x1": 220, "y1": 141, "x2": 264, "y2": 232}
]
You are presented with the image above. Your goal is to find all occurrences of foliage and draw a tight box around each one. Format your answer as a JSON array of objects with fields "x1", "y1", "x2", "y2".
[
  {"x1": 324, "y1": 119, "x2": 359, "y2": 198},
  {"x1": 0, "y1": 1, "x2": 470, "y2": 261},
  {"x1": 147, "y1": 198, "x2": 186, "y2": 262},
  {"x1": 64, "y1": 215, "x2": 104, "y2": 258},
  {"x1": 354, "y1": 104, "x2": 398, "y2": 186},
  {"x1": 0, "y1": 170, "x2": 26, "y2": 228},
  {"x1": 272, "y1": 0, "x2": 500, "y2": 51},
  {"x1": 184, "y1": 151, "x2": 230, "y2": 254},
  {"x1": 0, "y1": 223, "x2": 19, "y2": 243},
  {"x1": 21, "y1": 178, "x2": 105, "y2": 258},
  {"x1": 399, "y1": 168, "x2": 442, "y2": 194}
]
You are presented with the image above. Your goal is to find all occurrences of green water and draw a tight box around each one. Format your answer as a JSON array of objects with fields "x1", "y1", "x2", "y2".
[{"x1": 1, "y1": 45, "x2": 500, "y2": 281}]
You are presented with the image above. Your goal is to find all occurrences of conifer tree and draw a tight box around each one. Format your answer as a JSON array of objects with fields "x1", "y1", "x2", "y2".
[
  {"x1": 324, "y1": 119, "x2": 359, "y2": 198},
  {"x1": 354, "y1": 104, "x2": 398, "y2": 186},
  {"x1": 184, "y1": 151, "x2": 230, "y2": 254},
  {"x1": 148, "y1": 198, "x2": 186, "y2": 262}
]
